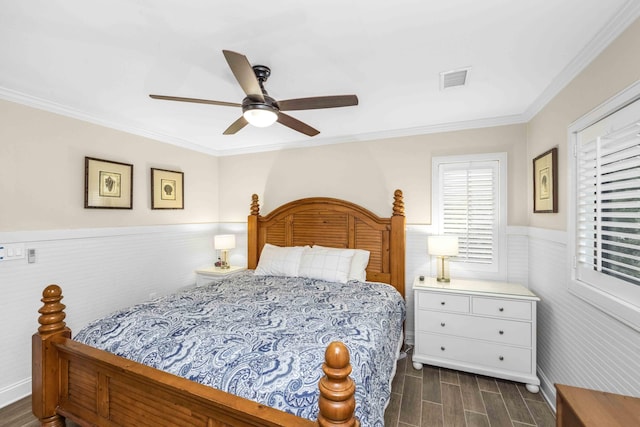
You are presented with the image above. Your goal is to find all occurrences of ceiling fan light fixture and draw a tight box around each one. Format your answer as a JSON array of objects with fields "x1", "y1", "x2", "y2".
[{"x1": 243, "y1": 104, "x2": 278, "y2": 127}]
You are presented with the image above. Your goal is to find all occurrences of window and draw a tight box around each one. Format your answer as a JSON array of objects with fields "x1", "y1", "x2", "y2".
[
  {"x1": 569, "y1": 82, "x2": 640, "y2": 331},
  {"x1": 432, "y1": 153, "x2": 507, "y2": 279}
]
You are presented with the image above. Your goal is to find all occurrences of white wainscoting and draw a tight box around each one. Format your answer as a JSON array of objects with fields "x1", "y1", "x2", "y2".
[
  {"x1": 0, "y1": 223, "x2": 229, "y2": 408},
  {"x1": 506, "y1": 226, "x2": 529, "y2": 286},
  {"x1": 528, "y1": 227, "x2": 640, "y2": 406}
]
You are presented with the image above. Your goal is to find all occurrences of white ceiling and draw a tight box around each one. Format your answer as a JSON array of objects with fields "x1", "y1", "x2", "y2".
[{"x1": 1, "y1": 1, "x2": 639, "y2": 156}]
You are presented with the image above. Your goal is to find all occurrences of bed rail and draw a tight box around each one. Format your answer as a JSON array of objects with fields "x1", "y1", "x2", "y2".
[{"x1": 33, "y1": 285, "x2": 359, "y2": 427}]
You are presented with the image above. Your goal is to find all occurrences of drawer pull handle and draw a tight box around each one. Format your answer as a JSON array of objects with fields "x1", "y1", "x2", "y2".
[
  {"x1": 441, "y1": 346, "x2": 446, "y2": 351},
  {"x1": 441, "y1": 322, "x2": 446, "y2": 327},
  {"x1": 499, "y1": 330, "x2": 504, "y2": 335},
  {"x1": 441, "y1": 301, "x2": 446, "y2": 305},
  {"x1": 499, "y1": 307, "x2": 504, "y2": 312},
  {"x1": 499, "y1": 356, "x2": 504, "y2": 361}
]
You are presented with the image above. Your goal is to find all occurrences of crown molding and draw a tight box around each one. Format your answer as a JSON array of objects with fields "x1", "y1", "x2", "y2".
[
  {"x1": 523, "y1": 0, "x2": 640, "y2": 122},
  {"x1": 0, "y1": 87, "x2": 223, "y2": 156},
  {"x1": 215, "y1": 114, "x2": 528, "y2": 156},
  {"x1": 0, "y1": 85, "x2": 527, "y2": 156}
]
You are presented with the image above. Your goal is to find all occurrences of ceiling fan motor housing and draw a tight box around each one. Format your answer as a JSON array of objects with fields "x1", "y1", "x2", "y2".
[
  {"x1": 243, "y1": 65, "x2": 279, "y2": 123},
  {"x1": 242, "y1": 94, "x2": 279, "y2": 127},
  {"x1": 242, "y1": 94, "x2": 279, "y2": 113}
]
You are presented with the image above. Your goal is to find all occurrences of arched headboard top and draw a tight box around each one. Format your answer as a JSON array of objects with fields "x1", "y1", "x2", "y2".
[{"x1": 247, "y1": 190, "x2": 406, "y2": 298}]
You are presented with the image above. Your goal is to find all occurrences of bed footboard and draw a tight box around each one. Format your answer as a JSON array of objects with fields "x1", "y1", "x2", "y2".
[{"x1": 33, "y1": 285, "x2": 360, "y2": 427}]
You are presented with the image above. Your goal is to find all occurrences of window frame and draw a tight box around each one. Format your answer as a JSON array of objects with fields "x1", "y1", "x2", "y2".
[
  {"x1": 567, "y1": 80, "x2": 640, "y2": 332},
  {"x1": 432, "y1": 152, "x2": 508, "y2": 281}
]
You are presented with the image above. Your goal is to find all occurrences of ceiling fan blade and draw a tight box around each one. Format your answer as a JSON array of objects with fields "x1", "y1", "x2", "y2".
[
  {"x1": 277, "y1": 113, "x2": 320, "y2": 137},
  {"x1": 223, "y1": 116, "x2": 249, "y2": 135},
  {"x1": 222, "y1": 50, "x2": 264, "y2": 102},
  {"x1": 277, "y1": 95, "x2": 358, "y2": 111},
  {"x1": 149, "y1": 94, "x2": 241, "y2": 108}
]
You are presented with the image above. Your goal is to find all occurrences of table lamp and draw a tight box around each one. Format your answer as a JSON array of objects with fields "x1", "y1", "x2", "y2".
[
  {"x1": 214, "y1": 234, "x2": 236, "y2": 269},
  {"x1": 428, "y1": 235, "x2": 459, "y2": 282}
]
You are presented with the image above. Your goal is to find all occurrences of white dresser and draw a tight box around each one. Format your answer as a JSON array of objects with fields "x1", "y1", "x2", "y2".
[{"x1": 413, "y1": 276, "x2": 540, "y2": 393}]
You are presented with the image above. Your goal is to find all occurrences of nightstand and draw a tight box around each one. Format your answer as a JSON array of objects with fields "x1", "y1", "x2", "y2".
[
  {"x1": 413, "y1": 276, "x2": 541, "y2": 393},
  {"x1": 195, "y1": 266, "x2": 246, "y2": 286}
]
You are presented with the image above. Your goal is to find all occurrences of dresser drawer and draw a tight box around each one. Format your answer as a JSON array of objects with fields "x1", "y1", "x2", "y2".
[
  {"x1": 416, "y1": 311, "x2": 532, "y2": 347},
  {"x1": 416, "y1": 332, "x2": 532, "y2": 374},
  {"x1": 417, "y1": 292, "x2": 470, "y2": 313},
  {"x1": 472, "y1": 297, "x2": 532, "y2": 320}
]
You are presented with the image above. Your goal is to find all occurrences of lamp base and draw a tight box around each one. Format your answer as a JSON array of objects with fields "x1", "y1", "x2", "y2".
[
  {"x1": 436, "y1": 256, "x2": 451, "y2": 283},
  {"x1": 219, "y1": 250, "x2": 230, "y2": 269}
]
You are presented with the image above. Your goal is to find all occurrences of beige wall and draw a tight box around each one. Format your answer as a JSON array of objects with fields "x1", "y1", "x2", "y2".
[
  {"x1": 0, "y1": 100, "x2": 219, "y2": 231},
  {"x1": 219, "y1": 124, "x2": 528, "y2": 225},
  {"x1": 527, "y1": 17, "x2": 640, "y2": 231},
  {"x1": 1, "y1": 99, "x2": 527, "y2": 232}
]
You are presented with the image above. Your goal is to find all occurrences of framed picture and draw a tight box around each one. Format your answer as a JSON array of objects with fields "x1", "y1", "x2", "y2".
[
  {"x1": 151, "y1": 168, "x2": 184, "y2": 209},
  {"x1": 533, "y1": 147, "x2": 558, "y2": 213},
  {"x1": 85, "y1": 157, "x2": 133, "y2": 209}
]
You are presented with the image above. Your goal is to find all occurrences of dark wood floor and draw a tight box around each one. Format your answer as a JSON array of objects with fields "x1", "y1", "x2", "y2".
[
  {"x1": 1, "y1": 396, "x2": 80, "y2": 427},
  {"x1": 2, "y1": 349, "x2": 555, "y2": 427},
  {"x1": 385, "y1": 348, "x2": 556, "y2": 427}
]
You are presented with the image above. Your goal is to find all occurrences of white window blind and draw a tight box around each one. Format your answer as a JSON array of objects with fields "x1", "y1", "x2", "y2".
[
  {"x1": 576, "y1": 98, "x2": 640, "y2": 291},
  {"x1": 440, "y1": 162, "x2": 497, "y2": 264}
]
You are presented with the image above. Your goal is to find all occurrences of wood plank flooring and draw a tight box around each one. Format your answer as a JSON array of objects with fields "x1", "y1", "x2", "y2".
[
  {"x1": 1, "y1": 349, "x2": 555, "y2": 427},
  {"x1": 0, "y1": 395, "x2": 80, "y2": 427},
  {"x1": 385, "y1": 348, "x2": 556, "y2": 427}
]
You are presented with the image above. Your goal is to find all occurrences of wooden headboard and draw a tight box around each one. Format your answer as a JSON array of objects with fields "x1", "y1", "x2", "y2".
[{"x1": 247, "y1": 190, "x2": 406, "y2": 298}]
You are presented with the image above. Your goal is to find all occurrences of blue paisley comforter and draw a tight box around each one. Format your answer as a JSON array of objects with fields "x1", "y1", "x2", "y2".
[{"x1": 74, "y1": 271, "x2": 406, "y2": 426}]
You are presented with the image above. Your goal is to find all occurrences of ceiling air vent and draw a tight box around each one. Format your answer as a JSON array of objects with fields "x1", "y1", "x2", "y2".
[{"x1": 440, "y1": 67, "x2": 470, "y2": 90}]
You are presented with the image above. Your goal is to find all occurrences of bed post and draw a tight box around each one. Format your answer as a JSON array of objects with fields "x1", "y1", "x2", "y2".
[
  {"x1": 390, "y1": 189, "x2": 406, "y2": 298},
  {"x1": 248, "y1": 193, "x2": 260, "y2": 269},
  {"x1": 317, "y1": 342, "x2": 360, "y2": 427},
  {"x1": 32, "y1": 285, "x2": 71, "y2": 427}
]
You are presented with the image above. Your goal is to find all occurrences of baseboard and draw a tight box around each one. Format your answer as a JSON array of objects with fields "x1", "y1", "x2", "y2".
[
  {"x1": 538, "y1": 367, "x2": 557, "y2": 413},
  {"x1": 0, "y1": 377, "x2": 31, "y2": 409},
  {"x1": 405, "y1": 331, "x2": 415, "y2": 346}
]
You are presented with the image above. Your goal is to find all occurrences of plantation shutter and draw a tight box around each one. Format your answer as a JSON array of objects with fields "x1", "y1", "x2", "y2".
[
  {"x1": 439, "y1": 161, "x2": 498, "y2": 264},
  {"x1": 576, "y1": 98, "x2": 640, "y2": 288}
]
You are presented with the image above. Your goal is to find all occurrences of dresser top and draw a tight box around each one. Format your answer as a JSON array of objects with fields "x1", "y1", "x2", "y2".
[
  {"x1": 414, "y1": 276, "x2": 539, "y2": 300},
  {"x1": 196, "y1": 266, "x2": 246, "y2": 276}
]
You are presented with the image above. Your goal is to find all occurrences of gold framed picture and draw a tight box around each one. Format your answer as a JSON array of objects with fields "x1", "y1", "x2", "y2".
[
  {"x1": 85, "y1": 157, "x2": 133, "y2": 209},
  {"x1": 533, "y1": 147, "x2": 558, "y2": 213},
  {"x1": 151, "y1": 168, "x2": 184, "y2": 209}
]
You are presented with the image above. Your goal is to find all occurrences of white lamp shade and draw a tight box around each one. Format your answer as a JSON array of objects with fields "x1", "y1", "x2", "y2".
[
  {"x1": 428, "y1": 235, "x2": 459, "y2": 256},
  {"x1": 214, "y1": 234, "x2": 236, "y2": 250}
]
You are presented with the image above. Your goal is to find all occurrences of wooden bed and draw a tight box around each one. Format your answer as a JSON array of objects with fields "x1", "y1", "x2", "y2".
[{"x1": 32, "y1": 190, "x2": 406, "y2": 427}]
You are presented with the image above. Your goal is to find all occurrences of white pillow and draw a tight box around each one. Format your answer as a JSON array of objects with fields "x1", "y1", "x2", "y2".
[
  {"x1": 299, "y1": 246, "x2": 355, "y2": 284},
  {"x1": 254, "y1": 244, "x2": 306, "y2": 277},
  {"x1": 349, "y1": 249, "x2": 370, "y2": 282},
  {"x1": 313, "y1": 245, "x2": 370, "y2": 282}
]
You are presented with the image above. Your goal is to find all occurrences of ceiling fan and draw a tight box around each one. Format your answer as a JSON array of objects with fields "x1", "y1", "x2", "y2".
[{"x1": 149, "y1": 50, "x2": 359, "y2": 137}]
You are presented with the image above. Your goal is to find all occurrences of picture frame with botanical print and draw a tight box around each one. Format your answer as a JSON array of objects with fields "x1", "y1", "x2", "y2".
[
  {"x1": 85, "y1": 157, "x2": 133, "y2": 209},
  {"x1": 533, "y1": 147, "x2": 558, "y2": 213},
  {"x1": 151, "y1": 168, "x2": 184, "y2": 209}
]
